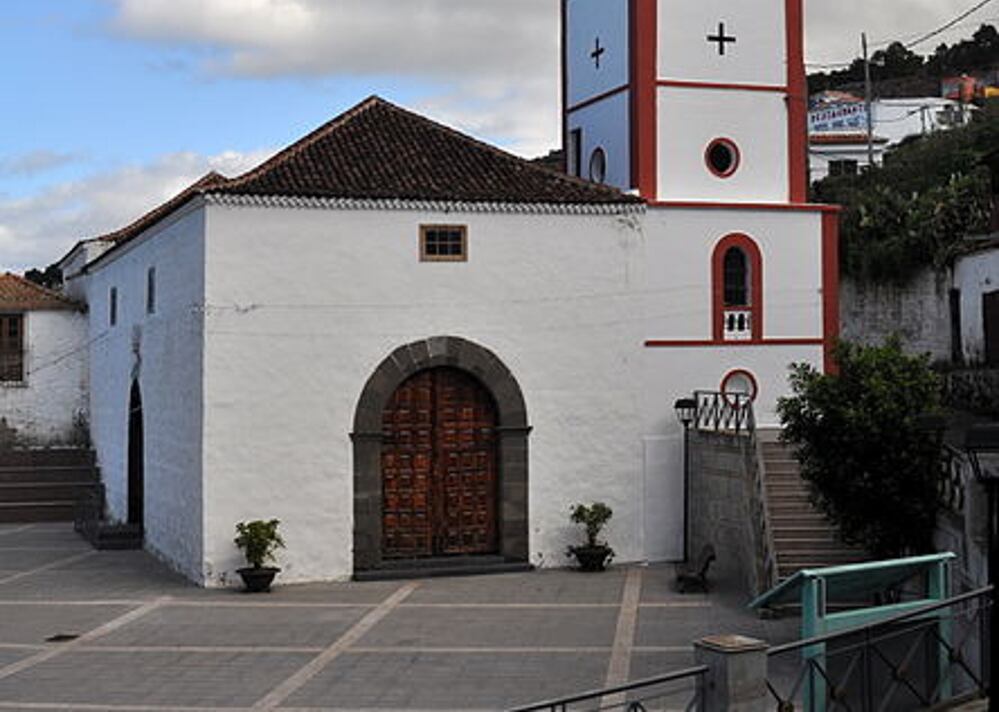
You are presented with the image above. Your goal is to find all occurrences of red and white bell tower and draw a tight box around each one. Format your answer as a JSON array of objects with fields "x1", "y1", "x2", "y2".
[
  {"x1": 564, "y1": 0, "x2": 840, "y2": 561},
  {"x1": 563, "y1": 0, "x2": 808, "y2": 204}
]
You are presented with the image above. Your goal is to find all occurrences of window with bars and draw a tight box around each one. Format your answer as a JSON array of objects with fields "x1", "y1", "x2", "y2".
[
  {"x1": 0, "y1": 314, "x2": 25, "y2": 383},
  {"x1": 420, "y1": 225, "x2": 467, "y2": 262},
  {"x1": 723, "y1": 247, "x2": 750, "y2": 306}
]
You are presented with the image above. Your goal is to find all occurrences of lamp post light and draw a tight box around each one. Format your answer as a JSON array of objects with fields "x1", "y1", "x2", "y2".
[
  {"x1": 674, "y1": 397, "x2": 697, "y2": 564},
  {"x1": 965, "y1": 423, "x2": 999, "y2": 712}
]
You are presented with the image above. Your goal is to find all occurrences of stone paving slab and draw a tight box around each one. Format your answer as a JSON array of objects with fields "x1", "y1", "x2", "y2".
[
  {"x1": 186, "y1": 580, "x2": 406, "y2": 605},
  {"x1": 0, "y1": 548, "x2": 93, "y2": 572},
  {"x1": 0, "y1": 649, "x2": 315, "y2": 708},
  {"x1": 93, "y1": 604, "x2": 373, "y2": 649},
  {"x1": 0, "y1": 650, "x2": 34, "y2": 670},
  {"x1": 406, "y1": 568, "x2": 626, "y2": 605},
  {"x1": 286, "y1": 651, "x2": 612, "y2": 710},
  {"x1": 635, "y1": 605, "x2": 771, "y2": 647},
  {"x1": 0, "y1": 603, "x2": 134, "y2": 644},
  {"x1": 359, "y1": 606, "x2": 620, "y2": 649}
]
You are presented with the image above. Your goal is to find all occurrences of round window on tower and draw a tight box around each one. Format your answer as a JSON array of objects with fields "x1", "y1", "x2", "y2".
[
  {"x1": 705, "y1": 138, "x2": 741, "y2": 178},
  {"x1": 589, "y1": 147, "x2": 607, "y2": 183}
]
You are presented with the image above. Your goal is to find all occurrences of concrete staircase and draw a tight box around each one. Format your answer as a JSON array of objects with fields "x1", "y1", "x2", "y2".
[
  {"x1": 759, "y1": 434, "x2": 869, "y2": 581},
  {"x1": 0, "y1": 449, "x2": 99, "y2": 523}
]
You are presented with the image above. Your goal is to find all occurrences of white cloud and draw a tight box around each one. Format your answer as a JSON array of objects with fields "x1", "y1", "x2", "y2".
[
  {"x1": 0, "y1": 150, "x2": 78, "y2": 177},
  {"x1": 109, "y1": 0, "x2": 554, "y2": 80},
  {"x1": 0, "y1": 149, "x2": 270, "y2": 273}
]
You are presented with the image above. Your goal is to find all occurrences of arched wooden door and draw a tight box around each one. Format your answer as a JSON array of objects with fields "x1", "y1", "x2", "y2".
[
  {"x1": 381, "y1": 368, "x2": 498, "y2": 559},
  {"x1": 127, "y1": 381, "x2": 144, "y2": 528}
]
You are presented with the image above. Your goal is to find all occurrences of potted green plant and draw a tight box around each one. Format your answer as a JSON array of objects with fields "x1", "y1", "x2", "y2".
[
  {"x1": 566, "y1": 502, "x2": 614, "y2": 572},
  {"x1": 234, "y1": 519, "x2": 285, "y2": 593}
]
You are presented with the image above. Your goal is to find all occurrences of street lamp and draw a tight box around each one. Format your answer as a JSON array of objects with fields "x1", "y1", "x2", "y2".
[
  {"x1": 965, "y1": 423, "x2": 999, "y2": 712},
  {"x1": 674, "y1": 397, "x2": 697, "y2": 563}
]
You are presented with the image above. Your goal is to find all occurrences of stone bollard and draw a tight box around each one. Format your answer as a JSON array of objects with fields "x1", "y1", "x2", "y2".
[{"x1": 693, "y1": 634, "x2": 769, "y2": 712}]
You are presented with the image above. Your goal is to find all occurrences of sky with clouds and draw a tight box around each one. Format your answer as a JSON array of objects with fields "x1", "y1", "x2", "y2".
[{"x1": 1, "y1": 0, "x2": 996, "y2": 272}]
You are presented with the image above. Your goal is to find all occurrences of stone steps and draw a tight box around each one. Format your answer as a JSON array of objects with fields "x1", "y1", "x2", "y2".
[
  {"x1": 0, "y1": 449, "x2": 99, "y2": 523},
  {"x1": 761, "y1": 436, "x2": 869, "y2": 580}
]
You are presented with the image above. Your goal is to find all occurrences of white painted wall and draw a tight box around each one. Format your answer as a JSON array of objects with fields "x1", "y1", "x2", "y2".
[
  {"x1": 82, "y1": 204, "x2": 206, "y2": 582},
  {"x1": 658, "y1": 87, "x2": 790, "y2": 202},
  {"x1": 567, "y1": 92, "x2": 632, "y2": 190},
  {"x1": 566, "y1": 0, "x2": 630, "y2": 108},
  {"x1": 808, "y1": 142, "x2": 886, "y2": 183},
  {"x1": 639, "y1": 206, "x2": 826, "y2": 560},
  {"x1": 0, "y1": 309, "x2": 88, "y2": 446},
  {"x1": 200, "y1": 202, "x2": 648, "y2": 585},
  {"x1": 658, "y1": 0, "x2": 786, "y2": 87},
  {"x1": 955, "y1": 247, "x2": 999, "y2": 365},
  {"x1": 61, "y1": 241, "x2": 114, "y2": 302}
]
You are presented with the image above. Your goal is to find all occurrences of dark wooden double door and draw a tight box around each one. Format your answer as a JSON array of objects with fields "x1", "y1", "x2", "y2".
[{"x1": 381, "y1": 368, "x2": 498, "y2": 559}]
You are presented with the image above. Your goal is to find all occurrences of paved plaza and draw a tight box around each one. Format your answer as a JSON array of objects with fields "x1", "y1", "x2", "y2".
[{"x1": 0, "y1": 523, "x2": 798, "y2": 711}]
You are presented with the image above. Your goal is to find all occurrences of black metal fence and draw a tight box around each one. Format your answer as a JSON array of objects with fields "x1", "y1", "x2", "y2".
[
  {"x1": 508, "y1": 665, "x2": 707, "y2": 712},
  {"x1": 692, "y1": 390, "x2": 754, "y2": 434},
  {"x1": 766, "y1": 586, "x2": 992, "y2": 712}
]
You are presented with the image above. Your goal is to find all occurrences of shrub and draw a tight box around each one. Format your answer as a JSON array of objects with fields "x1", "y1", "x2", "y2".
[
  {"x1": 569, "y1": 502, "x2": 613, "y2": 548},
  {"x1": 234, "y1": 519, "x2": 285, "y2": 569},
  {"x1": 777, "y1": 339, "x2": 945, "y2": 557}
]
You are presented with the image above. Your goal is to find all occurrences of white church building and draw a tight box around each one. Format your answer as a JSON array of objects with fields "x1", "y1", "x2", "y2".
[{"x1": 36, "y1": 0, "x2": 838, "y2": 586}]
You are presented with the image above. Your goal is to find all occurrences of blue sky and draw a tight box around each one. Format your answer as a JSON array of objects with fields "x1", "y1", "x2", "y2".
[{"x1": 0, "y1": 0, "x2": 993, "y2": 271}]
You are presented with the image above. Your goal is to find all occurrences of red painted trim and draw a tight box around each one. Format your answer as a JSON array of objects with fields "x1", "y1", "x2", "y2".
[
  {"x1": 651, "y1": 200, "x2": 842, "y2": 213},
  {"x1": 561, "y1": 0, "x2": 569, "y2": 170},
  {"x1": 631, "y1": 0, "x2": 657, "y2": 198},
  {"x1": 712, "y1": 234, "x2": 764, "y2": 341},
  {"x1": 644, "y1": 338, "x2": 824, "y2": 348},
  {"x1": 721, "y1": 368, "x2": 760, "y2": 401},
  {"x1": 705, "y1": 138, "x2": 741, "y2": 179},
  {"x1": 566, "y1": 84, "x2": 631, "y2": 114},
  {"x1": 785, "y1": 0, "x2": 808, "y2": 203},
  {"x1": 657, "y1": 79, "x2": 788, "y2": 94},
  {"x1": 822, "y1": 211, "x2": 841, "y2": 374}
]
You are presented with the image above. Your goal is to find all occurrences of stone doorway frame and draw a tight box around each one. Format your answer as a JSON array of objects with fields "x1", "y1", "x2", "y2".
[{"x1": 351, "y1": 337, "x2": 530, "y2": 571}]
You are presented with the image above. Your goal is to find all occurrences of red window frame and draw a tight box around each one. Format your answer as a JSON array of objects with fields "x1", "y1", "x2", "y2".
[{"x1": 712, "y1": 234, "x2": 763, "y2": 342}]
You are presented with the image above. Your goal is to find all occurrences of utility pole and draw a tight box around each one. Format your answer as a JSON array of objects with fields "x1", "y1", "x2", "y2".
[{"x1": 862, "y1": 32, "x2": 875, "y2": 170}]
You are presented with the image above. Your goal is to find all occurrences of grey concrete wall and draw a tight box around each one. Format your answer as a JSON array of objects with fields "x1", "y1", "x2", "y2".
[
  {"x1": 840, "y1": 270, "x2": 952, "y2": 362},
  {"x1": 689, "y1": 431, "x2": 759, "y2": 597},
  {"x1": 944, "y1": 368, "x2": 999, "y2": 418}
]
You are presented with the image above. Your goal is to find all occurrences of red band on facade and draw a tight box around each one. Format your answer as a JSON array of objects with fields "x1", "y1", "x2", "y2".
[
  {"x1": 567, "y1": 85, "x2": 631, "y2": 114},
  {"x1": 657, "y1": 79, "x2": 788, "y2": 94},
  {"x1": 785, "y1": 0, "x2": 808, "y2": 203},
  {"x1": 821, "y1": 211, "x2": 841, "y2": 374},
  {"x1": 644, "y1": 338, "x2": 824, "y2": 348},
  {"x1": 630, "y1": 0, "x2": 657, "y2": 199},
  {"x1": 651, "y1": 200, "x2": 841, "y2": 213}
]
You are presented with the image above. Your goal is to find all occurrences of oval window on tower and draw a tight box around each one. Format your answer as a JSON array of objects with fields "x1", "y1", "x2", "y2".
[
  {"x1": 705, "y1": 138, "x2": 740, "y2": 178},
  {"x1": 589, "y1": 147, "x2": 607, "y2": 183}
]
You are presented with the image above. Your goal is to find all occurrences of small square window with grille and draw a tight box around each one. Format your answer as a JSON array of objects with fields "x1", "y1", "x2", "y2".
[{"x1": 421, "y1": 225, "x2": 467, "y2": 262}]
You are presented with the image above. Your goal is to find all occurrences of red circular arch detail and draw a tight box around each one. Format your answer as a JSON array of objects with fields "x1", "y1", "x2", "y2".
[
  {"x1": 705, "y1": 138, "x2": 741, "y2": 179},
  {"x1": 720, "y1": 368, "x2": 759, "y2": 402}
]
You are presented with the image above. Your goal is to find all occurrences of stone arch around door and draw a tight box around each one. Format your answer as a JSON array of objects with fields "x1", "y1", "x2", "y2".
[{"x1": 351, "y1": 337, "x2": 530, "y2": 571}]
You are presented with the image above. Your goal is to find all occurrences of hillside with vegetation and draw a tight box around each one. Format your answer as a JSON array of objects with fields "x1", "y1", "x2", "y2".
[
  {"x1": 812, "y1": 100, "x2": 998, "y2": 284},
  {"x1": 808, "y1": 24, "x2": 999, "y2": 97}
]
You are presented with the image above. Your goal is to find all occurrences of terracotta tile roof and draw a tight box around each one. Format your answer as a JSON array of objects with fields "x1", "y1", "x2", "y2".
[
  {"x1": 213, "y1": 96, "x2": 640, "y2": 205},
  {"x1": 83, "y1": 97, "x2": 640, "y2": 272},
  {"x1": 0, "y1": 273, "x2": 82, "y2": 311}
]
